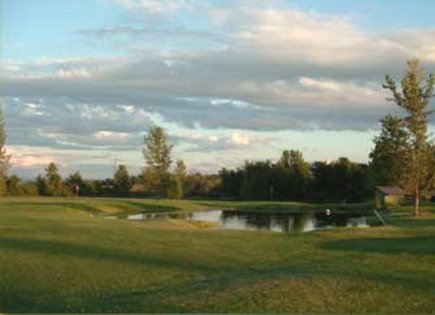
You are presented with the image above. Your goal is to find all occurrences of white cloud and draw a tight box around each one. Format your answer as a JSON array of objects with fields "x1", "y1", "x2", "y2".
[
  {"x1": 230, "y1": 133, "x2": 251, "y2": 146},
  {"x1": 56, "y1": 67, "x2": 91, "y2": 78},
  {"x1": 94, "y1": 130, "x2": 130, "y2": 139},
  {"x1": 231, "y1": 8, "x2": 408, "y2": 67},
  {"x1": 117, "y1": 105, "x2": 136, "y2": 114},
  {"x1": 22, "y1": 103, "x2": 45, "y2": 116},
  {"x1": 299, "y1": 77, "x2": 342, "y2": 92},
  {"x1": 112, "y1": 0, "x2": 201, "y2": 14},
  {"x1": 208, "y1": 135, "x2": 219, "y2": 142}
]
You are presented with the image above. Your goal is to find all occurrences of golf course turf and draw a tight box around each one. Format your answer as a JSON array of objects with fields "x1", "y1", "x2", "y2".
[{"x1": 0, "y1": 197, "x2": 434, "y2": 313}]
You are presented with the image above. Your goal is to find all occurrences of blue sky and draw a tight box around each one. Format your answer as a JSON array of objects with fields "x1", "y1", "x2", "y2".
[{"x1": 2, "y1": 0, "x2": 435, "y2": 178}]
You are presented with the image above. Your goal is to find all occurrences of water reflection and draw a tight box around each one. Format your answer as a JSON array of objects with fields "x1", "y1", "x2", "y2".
[{"x1": 117, "y1": 209, "x2": 373, "y2": 233}]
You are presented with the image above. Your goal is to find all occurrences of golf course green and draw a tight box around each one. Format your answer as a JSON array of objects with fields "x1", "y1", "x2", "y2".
[{"x1": 0, "y1": 197, "x2": 434, "y2": 313}]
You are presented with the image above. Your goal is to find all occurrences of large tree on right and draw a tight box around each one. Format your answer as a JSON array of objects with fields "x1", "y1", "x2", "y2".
[{"x1": 382, "y1": 58, "x2": 434, "y2": 217}]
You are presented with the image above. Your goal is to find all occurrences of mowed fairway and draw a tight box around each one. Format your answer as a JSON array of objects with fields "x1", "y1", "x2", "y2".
[{"x1": 0, "y1": 197, "x2": 434, "y2": 313}]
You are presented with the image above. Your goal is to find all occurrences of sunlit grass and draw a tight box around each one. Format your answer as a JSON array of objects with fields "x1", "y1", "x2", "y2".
[{"x1": 0, "y1": 197, "x2": 434, "y2": 313}]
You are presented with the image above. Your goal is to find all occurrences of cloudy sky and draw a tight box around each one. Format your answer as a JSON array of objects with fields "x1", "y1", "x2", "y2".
[{"x1": 2, "y1": 0, "x2": 435, "y2": 178}]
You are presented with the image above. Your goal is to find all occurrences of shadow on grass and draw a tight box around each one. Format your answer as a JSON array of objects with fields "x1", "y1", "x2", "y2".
[
  {"x1": 392, "y1": 218, "x2": 435, "y2": 228},
  {"x1": 321, "y1": 236, "x2": 435, "y2": 255},
  {"x1": 0, "y1": 237, "x2": 211, "y2": 272},
  {"x1": 2, "y1": 236, "x2": 433, "y2": 312},
  {"x1": 0, "y1": 201, "x2": 104, "y2": 215}
]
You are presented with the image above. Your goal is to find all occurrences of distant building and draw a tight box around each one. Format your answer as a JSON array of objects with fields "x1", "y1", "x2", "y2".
[{"x1": 375, "y1": 186, "x2": 404, "y2": 209}]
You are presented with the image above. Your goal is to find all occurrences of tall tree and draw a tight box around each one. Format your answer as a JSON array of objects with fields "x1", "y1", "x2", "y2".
[
  {"x1": 276, "y1": 150, "x2": 310, "y2": 200},
  {"x1": 45, "y1": 162, "x2": 62, "y2": 196},
  {"x1": 35, "y1": 174, "x2": 49, "y2": 196},
  {"x1": 383, "y1": 58, "x2": 434, "y2": 216},
  {"x1": 370, "y1": 115, "x2": 410, "y2": 186},
  {"x1": 114, "y1": 165, "x2": 131, "y2": 194},
  {"x1": 172, "y1": 159, "x2": 187, "y2": 198},
  {"x1": 174, "y1": 159, "x2": 187, "y2": 181},
  {"x1": 142, "y1": 125, "x2": 173, "y2": 197},
  {"x1": 0, "y1": 108, "x2": 11, "y2": 196}
]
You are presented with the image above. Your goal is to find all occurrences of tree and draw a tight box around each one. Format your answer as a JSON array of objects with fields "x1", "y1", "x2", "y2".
[
  {"x1": 44, "y1": 162, "x2": 64, "y2": 196},
  {"x1": 174, "y1": 159, "x2": 187, "y2": 181},
  {"x1": 218, "y1": 168, "x2": 244, "y2": 198},
  {"x1": 370, "y1": 115, "x2": 410, "y2": 186},
  {"x1": 276, "y1": 150, "x2": 310, "y2": 200},
  {"x1": 166, "y1": 175, "x2": 183, "y2": 199},
  {"x1": 240, "y1": 161, "x2": 274, "y2": 200},
  {"x1": 6, "y1": 175, "x2": 22, "y2": 196},
  {"x1": 65, "y1": 171, "x2": 89, "y2": 196},
  {"x1": 0, "y1": 108, "x2": 11, "y2": 196},
  {"x1": 173, "y1": 159, "x2": 187, "y2": 198},
  {"x1": 142, "y1": 125, "x2": 173, "y2": 197},
  {"x1": 114, "y1": 165, "x2": 132, "y2": 194},
  {"x1": 35, "y1": 174, "x2": 49, "y2": 196},
  {"x1": 383, "y1": 58, "x2": 434, "y2": 216}
]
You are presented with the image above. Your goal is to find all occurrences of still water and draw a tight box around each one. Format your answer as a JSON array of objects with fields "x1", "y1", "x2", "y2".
[{"x1": 118, "y1": 210, "x2": 374, "y2": 233}]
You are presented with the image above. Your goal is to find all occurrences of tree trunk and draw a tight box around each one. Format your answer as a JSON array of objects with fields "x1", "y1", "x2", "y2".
[{"x1": 414, "y1": 186, "x2": 420, "y2": 217}]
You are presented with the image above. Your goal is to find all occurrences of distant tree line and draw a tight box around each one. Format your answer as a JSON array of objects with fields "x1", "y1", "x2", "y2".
[
  {"x1": 0, "y1": 125, "x2": 221, "y2": 199},
  {"x1": 219, "y1": 151, "x2": 373, "y2": 203}
]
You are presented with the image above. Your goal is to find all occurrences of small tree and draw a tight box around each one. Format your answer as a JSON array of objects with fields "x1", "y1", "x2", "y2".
[
  {"x1": 166, "y1": 175, "x2": 183, "y2": 199},
  {"x1": 65, "y1": 171, "x2": 87, "y2": 196},
  {"x1": 6, "y1": 175, "x2": 23, "y2": 196},
  {"x1": 370, "y1": 115, "x2": 410, "y2": 186},
  {"x1": 173, "y1": 159, "x2": 187, "y2": 198},
  {"x1": 44, "y1": 162, "x2": 63, "y2": 196},
  {"x1": 0, "y1": 108, "x2": 11, "y2": 196},
  {"x1": 383, "y1": 58, "x2": 434, "y2": 216},
  {"x1": 142, "y1": 125, "x2": 173, "y2": 197},
  {"x1": 114, "y1": 165, "x2": 132, "y2": 194},
  {"x1": 35, "y1": 174, "x2": 49, "y2": 196}
]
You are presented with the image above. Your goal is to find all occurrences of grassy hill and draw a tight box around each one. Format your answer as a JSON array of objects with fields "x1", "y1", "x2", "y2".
[{"x1": 0, "y1": 197, "x2": 434, "y2": 313}]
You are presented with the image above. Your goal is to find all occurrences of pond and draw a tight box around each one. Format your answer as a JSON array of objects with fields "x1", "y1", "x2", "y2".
[{"x1": 112, "y1": 209, "x2": 379, "y2": 233}]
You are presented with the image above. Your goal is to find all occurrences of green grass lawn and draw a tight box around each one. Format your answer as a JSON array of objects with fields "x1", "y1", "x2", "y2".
[{"x1": 0, "y1": 197, "x2": 434, "y2": 313}]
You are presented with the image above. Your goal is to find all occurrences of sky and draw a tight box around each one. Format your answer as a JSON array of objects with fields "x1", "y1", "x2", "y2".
[{"x1": 2, "y1": 0, "x2": 435, "y2": 179}]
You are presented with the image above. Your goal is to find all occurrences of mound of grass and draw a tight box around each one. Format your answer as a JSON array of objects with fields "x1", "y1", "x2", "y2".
[{"x1": 0, "y1": 197, "x2": 434, "y2": 313}]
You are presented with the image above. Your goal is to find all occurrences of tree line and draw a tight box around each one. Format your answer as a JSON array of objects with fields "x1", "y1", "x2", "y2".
[{"x1": 219, "y1": 152, "x2": 372, "y2": 202}]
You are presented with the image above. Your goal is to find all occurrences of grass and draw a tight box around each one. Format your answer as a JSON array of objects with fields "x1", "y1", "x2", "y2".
[{"x1": 0, "y1": 197, "x2": 434, "y2": 313}]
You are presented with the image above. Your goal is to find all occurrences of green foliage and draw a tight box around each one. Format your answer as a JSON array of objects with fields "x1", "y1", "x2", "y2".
[
  {"x1": 19, "y1": 182, "x2": 39, "y2": 196},
  {"x1": 37, "y1": 163, "x2": 70, "y2": 197},
  {"x1": 240, "y1": 160, "x2": 274, "y2": 200},
  {"x1": 370, "y1": 115, "x2": 410, "y2": 186},
  {"x1": 142, "y1": 168, "x2": 164, "y2": 196},
  {"x1": 0, "y1": 108, "x2": 11, "y2": 197},
  {"x1": 142, "y1": 125, "x2": 173, "y2": 197},
  {"x1": 45, "y1": 162, "x2": 63, "y2": 196},
  {"x1": 142, "y1": 125, "x2": 173, "y2": 172},
  {"x1": 5, "y1": 175, "x2": 39, "y2": 197},
  {"x1": 219, "y1": 168, "x2": 244, "y2": 198},
  {"x1": 6, "y1": 175, "x2": 22, "y2": 196},
  {"x1": 184, "y1": 172, "x2": 220, "y2": 198},
  {"x1": 113, "y1": 165, "x2": 132, "y2": 194},
  {"x1": 219, "y1": 150, "x2": 372, "y2": 202},
  {"x1": 382, "y1": 58, "x2": 435, "y2": 216},
  {"x1": 35, "y1": 175, "x2": 49, "y2": 196},
  {"x1": 173, "y1": 159, "x2": 187, "y2": 198},
  {"x1": 166, "y1": 174, "x2": 183, "y2": 199},
  {"x1": 311, "y1": 158, "x2": 372, "y2": 202}
]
